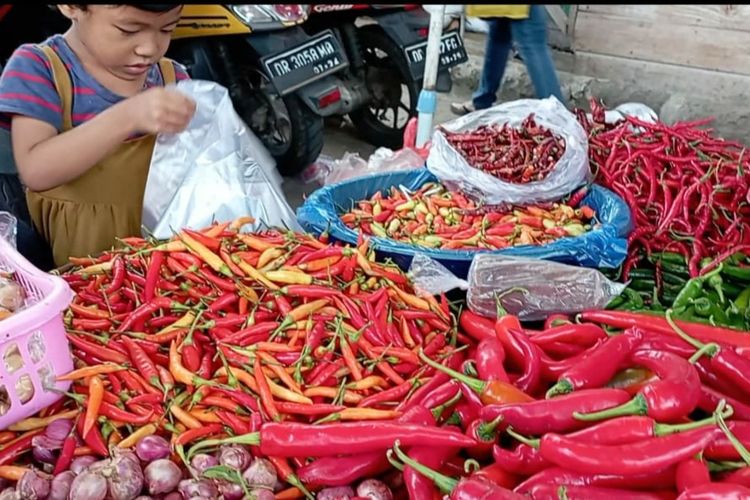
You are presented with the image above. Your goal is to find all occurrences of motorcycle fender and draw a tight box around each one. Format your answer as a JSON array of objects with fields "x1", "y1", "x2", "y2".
[
  {"x1": 367, "y1": 9, "x2": 455, "y2": 86},
  {"x1": 240, "y1": 27, "x2": 312, "y2": 60}
]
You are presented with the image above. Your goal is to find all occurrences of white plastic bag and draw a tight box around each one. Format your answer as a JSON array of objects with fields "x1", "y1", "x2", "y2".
[
  {"x1": 142, "y1": 80, "x2": 301, "y2": 239},
  {"x1": 0, "y1": 212, "x2": 17, "y2": 248},
  {"x1": 466, "y1": 254, "x2": 626, "y2": 321},
  {"x1": 427, "y1": 96, "x2": 591, "y2": 205}
]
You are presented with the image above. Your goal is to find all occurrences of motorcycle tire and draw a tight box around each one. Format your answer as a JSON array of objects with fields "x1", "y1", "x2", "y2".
[
  {"x1": 224, "y1": 64, "x2": 324, "y2": 177},
  {"x1": 271, "y1": 94, "x2": 325, "y2": 177},
  {"x1": 349, "y1": 26, "x2": 421, "y2": 150}
]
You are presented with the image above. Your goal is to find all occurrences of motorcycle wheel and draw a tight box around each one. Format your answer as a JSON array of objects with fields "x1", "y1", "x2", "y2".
[
  {"x1": 226, "y1": 64, "x2": 324, "y2": 177},
  {"x1": 349, "y1": 26, "x2": 421, "y2": 150}
]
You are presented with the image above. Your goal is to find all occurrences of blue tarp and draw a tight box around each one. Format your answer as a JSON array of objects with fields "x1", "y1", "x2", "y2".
[{"x1": 297, "y1": 168, "x2": 632, "y2": 279}]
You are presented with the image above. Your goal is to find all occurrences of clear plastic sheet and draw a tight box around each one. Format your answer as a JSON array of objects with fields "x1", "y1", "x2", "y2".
[
  {"x1": 0, "y1": 212, "x2": 17, "y2": 248},
  {"x1": 408, "y1": 253, "x2": 469, "y2": 296},
  {"x1": 142, "y1": 80, "x2": 300, "y2": 240},
  {"x1": 427, "y1": 96, "x2": 591, "y2": 205},
  {"x1": 296, "y1": 168, "x2": 632, "y2": 279},
  {"x1": 465, "y1": 254, "x2": 626, "y2": 321}
]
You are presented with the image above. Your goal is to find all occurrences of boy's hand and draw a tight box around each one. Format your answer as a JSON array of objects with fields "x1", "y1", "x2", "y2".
[{"x1": 125, "y1": 88, "x2": 196, "y2": 135}]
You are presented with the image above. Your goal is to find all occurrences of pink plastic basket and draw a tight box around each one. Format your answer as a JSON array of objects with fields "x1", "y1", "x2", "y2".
[{"x1": 0, "y1": 236, "x2": 74, "y2": 430}]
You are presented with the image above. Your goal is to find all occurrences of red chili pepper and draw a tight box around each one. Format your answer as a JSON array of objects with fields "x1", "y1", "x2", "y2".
[
  {"x1": 174, "y1": 424, "x2": 224, "y2": 446},
  {"x1": 515, "y1": 465, "x2": 678, "y2": 494},
  {"x1": 506, "y1": 329, "x2": 542, "y2": 395},
  {"x1": 574, "y1": 349, "x2": 701, "y2": 423},
  {"x1": 530, "y1": 322, "x2": 607, "y2": 347},
  {"x1": 676, "y1": 457, "x2": 711, "y2": 493},
  {"x1": 66, "y1": 335, "x2": 129, "y2": 364},
  {"x1": 0, "y1": 430, "x2": 42, "y2": 465},
  {"x1": 475, "y1": 337, "x2": 510, "y2": 383},
  {"x1": 103, "y1": 256, "x2": 126, "y2": 295},
  {"x1": 121, "y1": 337, "x2": 160, "y2": 389},
  {"x1": 296, "y1": 405, "x2": 435, "y2": 487},
  {"x1": 117, "y1": 297, "x2": 179, "y2": 333},
  {"x1": 581, "y1": 310, "x2": 750, "y2": 349},
  {"x1": 479, "y1": 388, "x2": 631, "y2": 435},
  {"x1": 75, "y1": 414, "x2": 108, "y2": 456},
  {"x1": 459, "y1": 310, "x2": 495, "y2": 342},
  {"x1": 534, "y1": 426, "x2": 721, "y2": 477},
  {"x1": 546, "y1": 328, "x2": 643, "y2": 398},
  {"x1": 679, "y1": 483, "x2": 750, "y2": 499}
]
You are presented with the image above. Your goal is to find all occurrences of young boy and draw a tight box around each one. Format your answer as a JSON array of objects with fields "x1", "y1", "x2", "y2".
[{"x1": 0, "y1": 4, "x2": 196, "y2": 268}]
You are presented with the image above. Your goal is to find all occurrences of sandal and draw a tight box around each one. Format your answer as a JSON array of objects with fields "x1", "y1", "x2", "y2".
[{"x1": 450, "y1": 101, "x2": 476, "y2": 116}]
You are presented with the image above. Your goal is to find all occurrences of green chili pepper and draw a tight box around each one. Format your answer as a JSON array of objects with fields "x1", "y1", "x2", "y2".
[
  {"x1": 629, "y1": 269, "x2": 655, "y2": 281},
  {"x1": 735, "y1": 286, "x2": 750, "y2": 312},
  {"x1": 691, "y1": 297, "x2": 713, "y2": 318},
  {"x1": 672, "y1": 265, "x2": 723, "y2": 311},
  {"x1": 662, "y1": 271, "x2": 688, "y2": 287},
  {"x1": 622, "y1": 288, "x2": 644, "y2": 309},
  {"x1": 606, "y1": 295, "x2": 627, "y2": 310},
  {"x1": 723, "y1": 265, "x2": 750, "y2": 284},
  {"x1": 650, "y1": 251, "x2": 686, "y2": 265},
  {"x1": 629, "y1": 279, "x2": 657, "y2": 293}
]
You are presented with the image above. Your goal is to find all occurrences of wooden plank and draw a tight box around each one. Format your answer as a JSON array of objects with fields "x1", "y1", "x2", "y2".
[
  {"x1": 573, "y1": 11, "x2": 750, "y2": 76},
  {"x1": 578, "y1": 4, "x2": 750, "y2": 33},
  {"x1": 569, "y1": 50, "x2": 750, "y2": 101},
  {"x1": 545, "y1": 5, "x2": 569, "y2": 33}
]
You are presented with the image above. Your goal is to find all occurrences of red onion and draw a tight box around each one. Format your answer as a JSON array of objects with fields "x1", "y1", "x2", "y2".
[
  {"x1": 356, "y1": 479, "x2": 393, "y2": 500},
  {"x1": 31, "y1": 440, "x2": 59, "y2": 465},
  {"x1": 135, "y1": 435, "x2": 170, "y2": 462},
  {"x1": 70, "y1": 456, "x2": 98, "y2": 475},
  {"x1": 178, "y1": 479, "x2": 219, "y2": 499},
  {"x1": 218, "y1": 480, "x2": 244, "y2": 500},
  {"x1": 190, "y1": 454, "x2": 218, "y2": 475},
  {"x1": 163, "y1": 493, "x2": 182, "y2": 500},
  {"x1": 144, "y1": 459, "x2": 182, "y2": 495},
  {"x1": 48, "y1": 471, "x2": 75, "y2": 500},
  {"x1": 218, "y1": 445, "x2": 252, "y2": 471},
  {"x1": 317, "y1": 486, "x2": 355, "y2": 500},
  {"x1": 103, "y1": 451, "x2": 144, "y2": 500},
  {"x1": 17, "y1": 469, "x2": 51, "y2": 500},
  {"x1": 69, "y1": 471, "x2": 108, "y2": 500},
  {"x1": 44, "y1": 419, "x2": 74, "y2": 442},
  {"x1": 134, "y1": 497, "x2": 155, "y2": 500},
  {"x1": 249, "y1": 489, "x2": 276, "y2": 500},
  {"x1": 242, "y1": 458, "x2": 276, "y2": 489}
]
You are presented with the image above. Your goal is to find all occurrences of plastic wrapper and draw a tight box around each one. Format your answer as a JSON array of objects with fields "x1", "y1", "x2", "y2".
[
  {"x1": 142, "y1": 80, "x2": 300, "y2": 240},
  {"x1": 0, "y1": 212, "x2": 17, "y2": 249},
  {"x1": 466, "y1": 254, "x2": 626, "y2": 321},
  {"x1": 296, "y1": 168, "x2": 632, "y2": 279},
  {"x1": 427, "y1": 96, "x2": 591, "y2": 205},
  {"x1": 315, "y1": 148, "x2": 424, "y2": 187}
]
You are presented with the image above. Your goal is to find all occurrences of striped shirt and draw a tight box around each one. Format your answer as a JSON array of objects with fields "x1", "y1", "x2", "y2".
[{"x1": 0, "y1": 34, "x2": 189, "y2": 173}]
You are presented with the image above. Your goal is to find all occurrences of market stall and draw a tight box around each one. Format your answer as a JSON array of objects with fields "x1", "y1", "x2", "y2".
[{"x1": 0, "y1": 89, "x2": 749, "y2": 500}]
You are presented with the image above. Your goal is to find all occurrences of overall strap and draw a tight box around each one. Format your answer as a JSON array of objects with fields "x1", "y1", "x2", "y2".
[
  {"x1": 158, "y1": 59, "x2": 177, "y2": 85},
  {"x1": 37, "y1": 45, "x2": 73, "y2": 132}
]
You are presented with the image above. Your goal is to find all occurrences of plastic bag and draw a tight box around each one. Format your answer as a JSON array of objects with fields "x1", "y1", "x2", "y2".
[
  {"x1": 408, "y1": 253, "x2": 469, "y2": 296},
  {"x1": 0, "y1": 212, "x2": 17, "y2": 249},
  {"x1": 296, "y1": 168, "x2": 632, "y2": 279},
  {"x1": 318, "y1": 149, "x2": 424, "y2": 186},
  {"x1": 427, "y1": 96, "x2": 591, "y2": 205},
  {"x1": 466, "y1": 254, "x2": 626, "y2": 321},
  {"x1": 142, "y1": 80, "x2": 301, "y2": 239}
]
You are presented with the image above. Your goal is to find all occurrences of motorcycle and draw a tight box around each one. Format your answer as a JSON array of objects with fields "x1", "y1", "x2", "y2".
[
  {"x1": 169, "y1": 5, "x2": 351, "y2": 176},
  {"x1": 302, "y1": 4, "x2": 468, "y2": 149}
]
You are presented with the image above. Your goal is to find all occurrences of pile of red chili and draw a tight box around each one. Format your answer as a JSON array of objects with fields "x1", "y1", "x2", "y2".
[
  {"x1": 441, "y1": 114, "x2": 566, "y2": 183},
  {"x1": 578, "y1": 99, "x2": 750, "y2": 279},
  {"x1": 341, "y1": 181, "x2": 596, "y2": 250}
]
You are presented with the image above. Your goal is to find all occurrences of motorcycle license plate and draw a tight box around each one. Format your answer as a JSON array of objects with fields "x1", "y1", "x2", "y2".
[
  {"x1": 261, "y1": 30, "x2": 348, "y2": 95},
  {"x1": 403, "y1": 31, "x2": 468, "y2": 77}
]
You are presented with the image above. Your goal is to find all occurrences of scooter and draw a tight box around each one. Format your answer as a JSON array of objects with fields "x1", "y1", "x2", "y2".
[
  {"x1": 303, "y1": 4, "x2": 468, "y2": 149},
  {"x1": 169, "y1": 5, "x2": 350, "y2": 176}
]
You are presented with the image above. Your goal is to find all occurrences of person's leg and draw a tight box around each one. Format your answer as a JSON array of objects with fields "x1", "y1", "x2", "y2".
[
  {"x1": 511, "y1": 5, "x2": 566, "y2": 105},
  {"x1": 472, "y1": 17, "x2": 513, "y2": 109}
]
